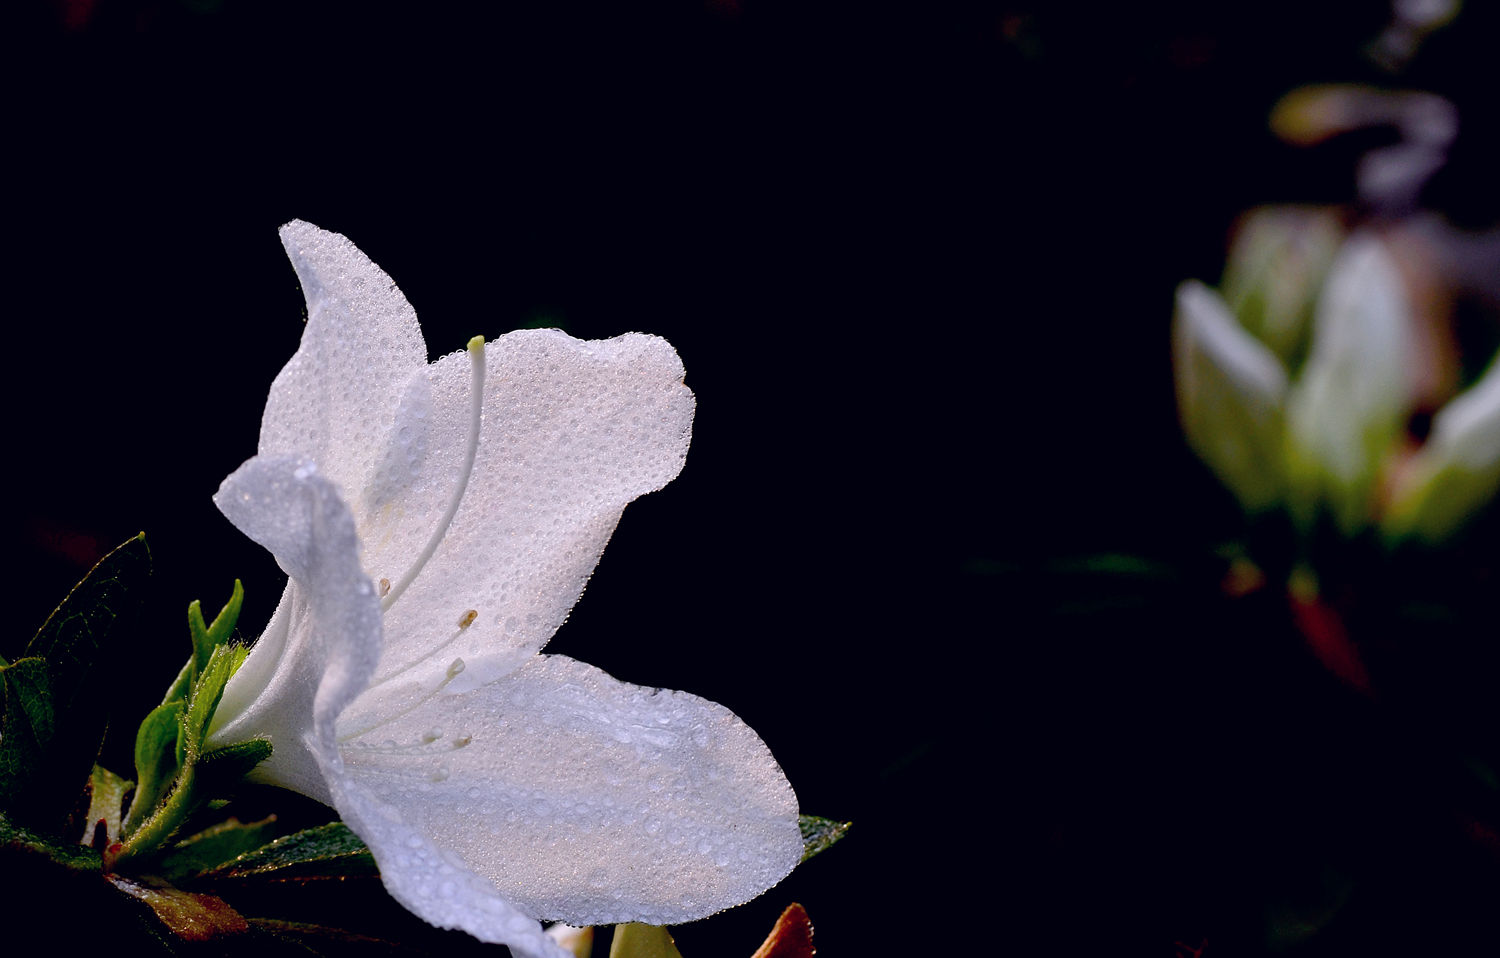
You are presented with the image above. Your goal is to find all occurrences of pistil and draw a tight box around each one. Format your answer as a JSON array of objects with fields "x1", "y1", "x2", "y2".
[{"x1": 381, "y1": 335, "x2": 487, "y2": 613}]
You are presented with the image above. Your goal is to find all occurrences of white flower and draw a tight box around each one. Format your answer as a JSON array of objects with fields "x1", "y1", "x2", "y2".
[{"x1": 205, "y1": 222, "x2": 802, "y2": 958}]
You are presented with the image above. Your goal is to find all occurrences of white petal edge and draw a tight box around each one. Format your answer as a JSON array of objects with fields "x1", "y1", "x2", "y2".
[{"x1": 261, "y1": 221, "x2": 430, "y2": 502}]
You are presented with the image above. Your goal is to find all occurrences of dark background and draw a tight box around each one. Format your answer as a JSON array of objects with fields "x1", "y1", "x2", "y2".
[{"x1": 9, "y1": 1, "x2": 1500, "y2": 955}]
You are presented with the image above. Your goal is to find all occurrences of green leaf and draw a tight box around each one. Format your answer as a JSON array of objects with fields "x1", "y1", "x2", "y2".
[
  {"x1": 797, "y1": 815, "x2": 851, "y2": 863},
  {"x1": 124, "y1": 700, "x2": 184, "y2": 837},
  {"x1": 1, "y1": 809, "x2": 102, "y2": 874},
  {"x1": 11, "y1": 533, "x2": 151, "y2": 830},
  {"x1": 187, "y1": 602, "x2": 211, "y2": 677},
  {"x1": 159, "y1": 658, "x2": 194, "y2": 709},
  {"x1": 0, "y1": 658, "x2": 56, "y2": 809},
  {"x1": 113, "y1": 655, "x2": 266, "y2": 868},
  {"x1": 609, "y1": 923, "x2": 684, "y2": 958},
  {"x1": 188, "y1": 581, "x2": 246, "y2": 678},
  {"x1": 203, "y1": 822, "x2": 377, "y2": 882},
  {"x1": 82, "y1": 764, "x2": 134, "y2": 846},
  {"x1": 156, "y1": 816, "x2": 279, "y2": 885},
  {"x1": 205, "y1": 580, "x2": 244, "y2": 650},
  {"x1": 107, "y1": 873, "x2": 250, "y2": 942}
]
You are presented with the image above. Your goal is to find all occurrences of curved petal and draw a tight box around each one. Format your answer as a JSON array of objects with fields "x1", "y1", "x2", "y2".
[
  {"x1": 319, "y1": 751, "x2": 569, "y2": 958},
  {"x1": 261, "y1": 222, "x2": 430, "y2": 502},
  {"x1": 337, "y1": 654, "x2": 801, "y2": 926},
  {"x1": 340, "y1": 329, "x2": 696, "y2": 726},
  {"x1": 1172, "y1": 280, "x2": 1289, "y2": 512},
  {"x1": 206, "y1": 455, "x2": 383, "y2": 803}
]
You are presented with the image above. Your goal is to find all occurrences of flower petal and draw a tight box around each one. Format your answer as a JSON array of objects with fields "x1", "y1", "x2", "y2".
[
  {"x1": 261, "y1": 221, "x2": 430, "y2": 502},
  {"x1": 341, "y1": 329, "x2": 696, "y2": 725},
  {"x1": 318, "y1": 754, "x2": 569, "y2": 958},
  {"x1": 206, "y1": 455, "x2": 382, "y2": 803},
  {"x1": 1285, "y1": 234, "x2": 1417, "y2": 533},
  {"x1": 1383, "y1": 355, "x2": 1500, "y2": 542},
  {"x1": 338, "y1": 654, "x2": 801, "y2": 926},
  {"x1": 1172, "y1": 280, "x2": 1289, "y2": 512}
]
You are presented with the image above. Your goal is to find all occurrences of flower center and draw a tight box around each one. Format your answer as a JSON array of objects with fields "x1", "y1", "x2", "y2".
[{"x1": 380, "y1": 335, "x2": 487, "y2": 613}]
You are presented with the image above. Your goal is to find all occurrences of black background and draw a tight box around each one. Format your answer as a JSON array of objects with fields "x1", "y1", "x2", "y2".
[{"x1": 9, "y1": 2, "x2": 1500, "y2": 955}]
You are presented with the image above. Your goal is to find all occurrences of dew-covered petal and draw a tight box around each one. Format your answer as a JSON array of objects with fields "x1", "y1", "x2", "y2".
[
  {"x1": 1172, "y1": 280, "x2": 1289, "y2": 512},
  {"x1": 260, "y1": 221, "x2": 430, "y2": 503},
  {"x1": 319, "y1": 757, "x2": 569, "y2": 958},
  {"x1": 338, "y1": 654, "x2": 801, "y2": 926},
  {"x1": 340, "y1": 330, "x2": 695, "y2": 727},
  {"x1": 206, "y1": 455, "x2": 383, "y2": 803},
  {"x1": 1285, "y1": 234, "x2": 1417, "y2": 533}
]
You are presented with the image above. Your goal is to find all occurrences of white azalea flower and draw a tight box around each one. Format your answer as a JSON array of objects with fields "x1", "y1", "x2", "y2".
[{"x1": 205, "y1": 221, "x2": 802, "y2": 958}]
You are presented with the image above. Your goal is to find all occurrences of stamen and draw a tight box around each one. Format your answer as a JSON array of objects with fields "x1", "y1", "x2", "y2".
[
  {"x1": 458, "y1": 609, "x2": 478, "y2": 629},
  {"x1": 364, "y1": 609, "x2": 477, "y2": 689},
  {"x1": 379, "y1": 578, "x2": 391, "y2": 598},
  {"x1": 381, "y1": 336, "x2": 487, "y2": 613},
  {"x1": 337, "y1": 657, "x2": 469, "y2": 744}
]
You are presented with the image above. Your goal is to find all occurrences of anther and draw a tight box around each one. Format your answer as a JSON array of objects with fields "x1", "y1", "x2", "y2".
[
  {"x1": 458, "y1": 609, "x2": 478, "y2": 629},
  {"x1": 379, "y1": 578, "x2": 391, "y2": 597}
]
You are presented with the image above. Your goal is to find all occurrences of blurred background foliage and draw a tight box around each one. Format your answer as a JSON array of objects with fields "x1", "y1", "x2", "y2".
[{"x1": 8, "y1": 1, "x2": 1500, "y2": 954}]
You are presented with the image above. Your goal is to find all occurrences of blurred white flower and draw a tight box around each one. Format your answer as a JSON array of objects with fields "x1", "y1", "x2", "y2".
[
  {"x1": 1174, "y1": 220, "x2": 1500, "y2": 540},
  {"x1": 206, "y1": 222, "x2": 801, "y2": 958}
]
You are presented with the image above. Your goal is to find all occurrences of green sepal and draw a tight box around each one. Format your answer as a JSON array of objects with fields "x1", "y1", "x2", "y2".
[
  {"x1": 201, "y1": 822, "x2": 377, "y2": 882},
  {"x1": 196, "y1": 740, "x2": 272, "y2": 800},
  {"x1": 112, "y1": 647, "x2": 266, "y2": 870},
  {"x1": 609, "y1": 923, "x2": 685, "y2": 958},
  {"x1": 0, "y1": 658, "x2": 56, "y2": 810},
  {"x1": 797, "y1": 814, "x2": 851, "y2": 863},
  {"x1": 181, "y1": 644, "x2": 237, "y2": 766},
  {"x1": 123, "y1": 700, "x2": 184, "y2": 838},
  {"x1": 155, "y1": 815, "x2": 278, "y2": 885},
  {"x1": 5, "y1": 534, "x2": 150, "y2": 831},
  {"x1": 82, "y1": 764, "x2": 134, "y2": 847}
]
